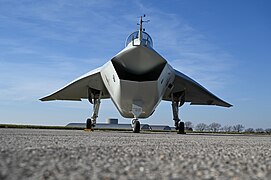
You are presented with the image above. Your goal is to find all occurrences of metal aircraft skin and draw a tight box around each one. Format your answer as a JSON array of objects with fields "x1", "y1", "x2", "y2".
[{"x1": 40, "y1": 16, "x2": 232, "y2": 133}]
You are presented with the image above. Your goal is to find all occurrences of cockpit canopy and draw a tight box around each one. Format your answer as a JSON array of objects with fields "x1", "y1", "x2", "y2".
[{"x1": 125, "y1": 31, "x2": 153, "y2": 48}]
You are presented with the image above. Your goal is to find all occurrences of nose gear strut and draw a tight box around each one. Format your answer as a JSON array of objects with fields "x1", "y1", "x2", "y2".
[{"x1": 131, "y1": 103, "x2": 142, "y2": 133}]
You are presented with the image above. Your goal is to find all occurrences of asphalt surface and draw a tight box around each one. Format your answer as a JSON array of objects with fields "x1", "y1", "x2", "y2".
[{"x1": 0, "y1": 129, "x2": 270, "y2": 180}]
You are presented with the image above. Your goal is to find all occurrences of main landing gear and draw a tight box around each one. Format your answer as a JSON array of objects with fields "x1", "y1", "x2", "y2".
[
  {"x1": 171, "y1": 92, "x2": 186, "y2": 134},
  {"x1": 86, "y1": 88, "x2": 102, "y2": 131}
]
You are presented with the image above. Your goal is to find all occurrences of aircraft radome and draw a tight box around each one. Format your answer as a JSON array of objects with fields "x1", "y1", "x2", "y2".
[{"x1": 40, "y1": 15, "x2": 232, "y2": 134}]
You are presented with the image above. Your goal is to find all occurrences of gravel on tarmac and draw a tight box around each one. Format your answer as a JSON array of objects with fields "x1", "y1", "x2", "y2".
[{"x1": 0, "y1": 129, "x2": 270, "y2": 180}]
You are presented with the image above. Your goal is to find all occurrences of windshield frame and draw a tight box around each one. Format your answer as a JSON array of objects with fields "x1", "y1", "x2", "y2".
[{"x1": 125, "y1": 31, "x2": 153, "y2": 48}]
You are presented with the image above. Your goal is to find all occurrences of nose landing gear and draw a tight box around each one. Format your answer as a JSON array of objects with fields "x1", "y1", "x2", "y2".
[{"x1": 131, "y1": 103, "x2": 142, "y2": 133}]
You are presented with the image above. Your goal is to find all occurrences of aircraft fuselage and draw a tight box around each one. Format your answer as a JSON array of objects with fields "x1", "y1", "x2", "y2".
[{"x1": 100, "y1": 45, "x2": 175, "y2": 118}]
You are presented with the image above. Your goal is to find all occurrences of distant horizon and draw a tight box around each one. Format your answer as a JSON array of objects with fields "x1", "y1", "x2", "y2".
[{"x1": 1, "y1": 120, "x2": 269, "y2": 131}]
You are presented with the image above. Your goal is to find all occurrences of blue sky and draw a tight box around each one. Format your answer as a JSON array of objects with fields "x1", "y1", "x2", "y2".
[{"x1": 0, "y1": 0, "x2": 270, "y2": 129}]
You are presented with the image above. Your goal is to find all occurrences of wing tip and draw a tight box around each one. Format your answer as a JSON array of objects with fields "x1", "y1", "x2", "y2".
[
  {"x1": 219, "y1": 103, "x2": 232, "y2": 108},
  {"x1": 226, "y1": 103, "x2": 233, "y2": 108},
  {"x1": 217, "y1": 102, "x2": 233, "y2": 108},
  {"x1": 39, "y1": 97, "x2": 54, "y2": 101},
  {"x1": 220, "y1": 100, "x2": 233, "y2": 108},
  {"x1": 39, "y1": 96, "x2": 83, "y2": 101},
  {"x1": 190, "y1": 101, "x2": 233, "y2": 108}
]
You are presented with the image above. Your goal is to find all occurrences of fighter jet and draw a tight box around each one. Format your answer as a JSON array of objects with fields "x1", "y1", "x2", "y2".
[{"x1": 40, "y1": 15, "x2": 232, "y2": 134}]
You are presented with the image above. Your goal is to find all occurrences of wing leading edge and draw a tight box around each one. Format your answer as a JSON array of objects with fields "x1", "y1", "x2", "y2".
[
  {"x1": 40, "y1": 67, "x2": 109, "y2": 101},
  {"x1": 163, "y1": 69, "x2": 232, "y2": 107}
]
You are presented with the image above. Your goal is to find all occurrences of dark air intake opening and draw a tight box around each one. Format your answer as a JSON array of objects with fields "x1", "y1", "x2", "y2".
[{"x1": 112, "y1": 60, "x2": 166, "y2": 81}]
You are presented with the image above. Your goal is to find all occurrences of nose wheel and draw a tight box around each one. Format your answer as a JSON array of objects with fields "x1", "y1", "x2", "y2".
[
  {"x1": 132, "y1": 119, "x2": 140, "y2": 133},
  {"x1": 86, "y1": 118, "x2": 93, "y2": 130}
]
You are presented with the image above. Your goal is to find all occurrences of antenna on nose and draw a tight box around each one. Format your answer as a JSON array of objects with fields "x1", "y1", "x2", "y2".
[
  {"x1": 137, "y1": 15, "x2": 150, "y2": 42},
  {"x1": 137, "y1": 15, "x2": 150, "y2": 28}
]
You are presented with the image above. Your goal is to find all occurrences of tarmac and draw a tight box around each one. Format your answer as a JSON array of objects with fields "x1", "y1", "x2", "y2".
[{"x1": 0, "y1": 129, "x2": 270, "y2": 180}]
